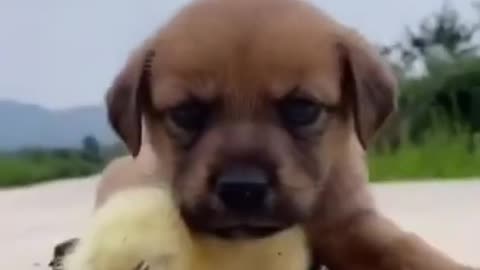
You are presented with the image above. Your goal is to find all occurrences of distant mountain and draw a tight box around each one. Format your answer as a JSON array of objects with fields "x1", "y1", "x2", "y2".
[{"x1": 0, "y1": 100, "x2": 119, "y2": 150}]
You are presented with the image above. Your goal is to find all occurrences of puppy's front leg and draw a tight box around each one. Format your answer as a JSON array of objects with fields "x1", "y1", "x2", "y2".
[{"x1": 308, "y1": 211, "x2": 476, "y2": 270}]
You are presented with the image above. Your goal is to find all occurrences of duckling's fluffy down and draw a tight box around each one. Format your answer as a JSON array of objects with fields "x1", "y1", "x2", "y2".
[{"x1": 64, "y1": 187, "x2": 309, "y2": 270}]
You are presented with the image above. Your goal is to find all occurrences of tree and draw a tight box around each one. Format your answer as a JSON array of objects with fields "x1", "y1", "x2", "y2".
[
  {"x1": 82, "y1": 135, "x2": 101, "y2": 162},
  {"x1": 407, "y1": 3, "x2": 477, "y2": 56},
  {"x1": 383, "y1": 2, "x2": 479, "y2": 75}
]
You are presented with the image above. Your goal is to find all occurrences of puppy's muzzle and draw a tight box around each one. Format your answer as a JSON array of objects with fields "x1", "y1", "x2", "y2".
[{"x1": 215, "y1": 163, "x2": 272, "y2": 214}]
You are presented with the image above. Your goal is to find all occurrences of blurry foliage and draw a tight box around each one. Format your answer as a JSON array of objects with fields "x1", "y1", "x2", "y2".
[
  {"x1": 381, "y1": 2, "x2": 479, "y2": 74},
  {"x1": 400, "y1": 58, "x2": 480, "y2": 138},
  {"x1": 370, "y1": 125, "x2": 480, "y2": 181},
  {"x1": 82, "y1": 135, "x2": 101, "y2": 162},
  {"x1": 406, "y1": 3, "x2": 478, "y2": 57},
  {"x1": 0, "y1": 136, "x2": 126, "y2": 187},
  {"x1": 0, "y1": 149, "x2": 99, "y2": 187},
  {"x1": 371, "y1": 2, "x2": 480, "y2": 180}
]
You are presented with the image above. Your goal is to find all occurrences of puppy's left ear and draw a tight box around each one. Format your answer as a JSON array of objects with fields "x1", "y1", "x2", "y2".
[
  {"x1": 338, "y1": 30, "x2": 398, "y2": 149},
  {"x1": 105, "y1": 47, "x2": 155, "y2": 157}
]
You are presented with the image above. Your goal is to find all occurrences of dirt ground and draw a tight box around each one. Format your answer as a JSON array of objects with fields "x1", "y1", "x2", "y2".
[{"x1": 0, "y1": 177, "x2": 478, "y2": 269}]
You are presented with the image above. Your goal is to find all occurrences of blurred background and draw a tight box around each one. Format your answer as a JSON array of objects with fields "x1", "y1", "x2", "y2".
[
  {"x1": 2, "y1": 1, "x2": 480, "y2": 269},
  {"x1": 0, "y1": 0, "x2": 480, "y2": 186}
]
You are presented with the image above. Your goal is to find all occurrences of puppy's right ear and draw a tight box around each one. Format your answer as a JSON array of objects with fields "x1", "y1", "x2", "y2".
[
  {"x1": 338, "y1": 30, "x2": 398, "y2": 149},
  {"x1": 106, "y1": 48, "x2": 155, "y2": 157}
]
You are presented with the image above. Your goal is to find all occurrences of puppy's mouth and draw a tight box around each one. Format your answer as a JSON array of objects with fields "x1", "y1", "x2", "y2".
[
  {"x1": 211, "y1": 224, "x2": 288, "y2": 239},
  {"x1": 183, "y1": 212, "x2": 295, "y2": 239},
  {"x1": 181, "y1": 200, "x2": 304, "y2": 239}
]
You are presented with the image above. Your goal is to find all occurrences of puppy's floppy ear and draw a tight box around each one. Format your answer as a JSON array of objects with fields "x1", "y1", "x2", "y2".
[
  {"x1": 338, "y1": 30, "x2": 398, "y2": 149},
  {"x1": 105, "y1": 48, "x2": 155, "y2": 156}
]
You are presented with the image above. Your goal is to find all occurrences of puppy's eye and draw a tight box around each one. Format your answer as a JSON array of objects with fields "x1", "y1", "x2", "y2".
[
  {"x1": 167, "y1": 100, "x2": 211, "y2": 131},
  {"x1": 277, "y1": 97, "x2": 322, "y2": 128}
]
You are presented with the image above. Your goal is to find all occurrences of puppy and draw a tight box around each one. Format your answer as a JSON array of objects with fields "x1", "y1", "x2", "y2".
[
  {"x1": 100, "y1": 0, "x2": 475, "y2": 269},
  {"x1": 64, "y1": 186, "x2": 310, "y2": 270}
]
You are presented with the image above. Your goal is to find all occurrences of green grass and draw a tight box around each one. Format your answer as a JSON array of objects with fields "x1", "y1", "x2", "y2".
[
  {"x1": 0, "y1": 153, "x2": 102, "y2": 187},
  {"x1": 0, "y1": 144, "x2": 125, "y2": 188},
  {"x1": 1, "y1": 131, "x2": 479, "y2": 187},
  {"x1": 369, "y1": 130, "x2": 480, "y2": 182}
]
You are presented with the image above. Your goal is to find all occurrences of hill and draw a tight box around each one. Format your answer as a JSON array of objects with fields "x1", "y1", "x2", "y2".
[{"x1": 0, "y1": 100, "x2": 118, "y2": 150}]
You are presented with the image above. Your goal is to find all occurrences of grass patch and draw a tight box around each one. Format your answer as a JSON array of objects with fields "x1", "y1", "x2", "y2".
[
  {"x1": 1, "y1": 130, "x2": 480, "y2": 187},
  {"x1": 369, "y1": 129, "x2": 480, "y2": 182},
  {"x1": 0, "y1": 150, "x2": 103, "y2": 187}
]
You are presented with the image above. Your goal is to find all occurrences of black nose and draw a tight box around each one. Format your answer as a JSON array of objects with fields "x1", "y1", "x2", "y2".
[{"x1": 216, "y1": 163, "x2": 271, "y2": 213}]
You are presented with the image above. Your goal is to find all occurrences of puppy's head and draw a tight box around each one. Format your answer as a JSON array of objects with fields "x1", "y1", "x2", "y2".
[{"x1": 106, "y1": 0, "x2": 397, "y2": 239}]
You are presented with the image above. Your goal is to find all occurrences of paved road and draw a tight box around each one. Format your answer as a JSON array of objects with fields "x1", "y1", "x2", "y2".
[{"x1": 0, "y1": 177, "x2": 479, "y2": 269}]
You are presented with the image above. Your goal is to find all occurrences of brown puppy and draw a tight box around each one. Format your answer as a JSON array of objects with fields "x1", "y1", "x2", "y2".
[{"x1": 102, "y1": 0, "x2": 475, "y2": 269}]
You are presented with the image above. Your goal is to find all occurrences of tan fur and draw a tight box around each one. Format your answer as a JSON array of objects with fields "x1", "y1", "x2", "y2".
[
  {"x1": 95, "y1": 142, "x2": 159, "y2": 208},
  {"x1": 100, "y1": 0, "x2": 476, "y2": 269}
]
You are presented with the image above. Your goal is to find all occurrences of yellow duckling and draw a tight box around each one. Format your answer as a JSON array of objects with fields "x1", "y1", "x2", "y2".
[{"x1": 64, "y1": 187, "x2": 310, "y2": 270}]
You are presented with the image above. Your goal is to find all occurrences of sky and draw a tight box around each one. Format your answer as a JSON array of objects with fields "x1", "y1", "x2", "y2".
[{"x1": 0, "y1": 0, "x2": 477, "y2": 109}]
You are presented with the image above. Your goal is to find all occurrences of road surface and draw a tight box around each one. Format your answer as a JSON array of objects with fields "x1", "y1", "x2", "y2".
[{"x1": 0, "y1": 177, "x2": 479, "y2": 269}]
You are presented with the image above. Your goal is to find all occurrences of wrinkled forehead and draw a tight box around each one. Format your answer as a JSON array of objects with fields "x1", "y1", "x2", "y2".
[{"x1": 148, "y1": 0, "x2": 343, "y2": 111}]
